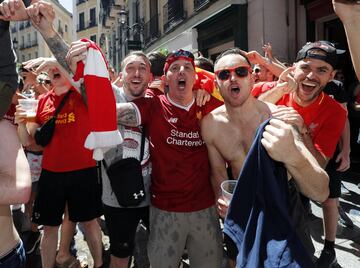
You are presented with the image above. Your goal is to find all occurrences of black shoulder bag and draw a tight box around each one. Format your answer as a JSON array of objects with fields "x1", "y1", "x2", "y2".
[
  {"x1": 34, "y1": 90, "x2": 72, "y2": 147},
  {"x1": 103, "y1": 128, "x2": 146, "y2": 207}
]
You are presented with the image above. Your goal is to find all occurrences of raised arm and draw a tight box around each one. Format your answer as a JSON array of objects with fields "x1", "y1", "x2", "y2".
[
  {"x1": 258, "y1": 67, "x2": 297, "y2": 103},
  {"x1": 333, "y1": 1, "x2": 360, "y2": 80},
  {"x1": 26, "y1": 1, "x2": 72, "y2": 75},
  {"x1": 261, "y1": 119, "x2": 329, "y2": 202},
  {"x1": 246, "y1": 50, "x2": 286, "y2": 78}
]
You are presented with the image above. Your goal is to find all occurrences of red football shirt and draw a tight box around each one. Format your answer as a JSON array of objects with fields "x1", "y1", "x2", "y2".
[
  {"x1": 251, "y1": 81, "x2": 277, "y2": 98},
  {"x1": 133, "y1": 95, "x2": 222, "y2": 212},
  {"x1": 277, "y1": 92, "x2": 347, "y2": 158},
  {"x1": 36, "y1": 89, "x2": 96, "y2": 172}
]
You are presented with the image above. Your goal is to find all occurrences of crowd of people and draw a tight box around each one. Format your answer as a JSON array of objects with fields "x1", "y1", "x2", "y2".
[{"x1": 1, "y1": 0, "x2": 360, "y2": 268}]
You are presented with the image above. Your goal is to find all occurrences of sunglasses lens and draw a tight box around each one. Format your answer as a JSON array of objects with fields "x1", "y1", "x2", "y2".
[
  {"x1": 172, "y1": 50, "x2": 194, "y2": 60},
  {"x1": 217, "y1": 70, "x2": 230, "y2": 80},
  {"x1": 235, "y1": 67, "x2": 249, "y2": 77}
]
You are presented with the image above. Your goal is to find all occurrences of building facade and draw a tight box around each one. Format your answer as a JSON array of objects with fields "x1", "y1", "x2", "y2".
[
  {"x1": 10, "y1": 0, "x2": 73, "y2": 63},
  {"x1": 98, "y1": 0, "x2": 352, "y2": 77}
]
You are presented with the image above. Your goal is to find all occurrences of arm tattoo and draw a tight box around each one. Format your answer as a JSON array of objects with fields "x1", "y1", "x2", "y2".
[
  {"x1": 44, "y1": 32, "x2": 72, "y2": 75},
  {"x1": 117, "y1": 104, "x2": 139, "y2": 127}
]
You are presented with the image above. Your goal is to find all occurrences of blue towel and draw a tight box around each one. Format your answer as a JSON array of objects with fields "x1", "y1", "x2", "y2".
[{"x1": 224, "y1": 119, "x2": 314, "y2": 268}]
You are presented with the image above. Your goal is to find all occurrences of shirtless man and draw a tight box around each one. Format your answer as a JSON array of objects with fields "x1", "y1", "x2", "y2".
[
  {"x1": 201, "y1": 48, "x2": 329, "y2": 267},
  {"x1": 0, "y1": 119, "x2": 31, "y2": 267}
]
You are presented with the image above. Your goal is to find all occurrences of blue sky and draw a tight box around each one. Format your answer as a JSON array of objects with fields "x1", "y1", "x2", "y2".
[{"x1": 59, "y1": 0, "x2": 72, "y2": 13}]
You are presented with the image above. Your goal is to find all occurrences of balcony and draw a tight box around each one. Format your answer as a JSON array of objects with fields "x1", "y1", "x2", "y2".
[
  {"x1": 143, "y1": 14, "x2": 160, "y2": 47},
  {"x1": 163, "y1": 1, "x2": 186, "y2": 33},
  {"x1": 88, "y1": 20, "x2": 98, "y2": 28},
  {"x1": 194, "y1": 0, "x2": 211, "y2": 11},
  {"x1": 76, "y1": 23, "x2": 86, "y2": 32},
  {"x1": 76, "y1": 0, "x2": 86, "y2": 5}
]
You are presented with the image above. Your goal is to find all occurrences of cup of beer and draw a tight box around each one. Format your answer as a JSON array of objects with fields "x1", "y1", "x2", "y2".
[
  {"x1": 221, "y1": 180, "x2": 237, "y2": 205},
  {"x1": 18, "y1": 99, "x2": 39, "y2": 122}
]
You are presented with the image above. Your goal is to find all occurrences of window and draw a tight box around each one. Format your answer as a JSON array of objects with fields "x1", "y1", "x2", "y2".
[
  {"x1": 35, "y1": 51, "x2": 38, "y2": 58},
  {"x1": 65, "y1": 24, "x2": 68, "y2": 32},
  {"x1": 28, "y1": 53, "x2": 31, "y2": 60},
  {"x1": 90, "y1": 8, "x2": 96, "y2": 27},
  {"x1": 21, "y1": 36, "x2": 24, "y2": 46},
  {"x1": 22, "y1": 55, "x2": 25, "y2": 62},
  {"x1": 34, "y1": 32, "x2": 37, "y2": 42},
  {"x1": 27, "y1": 33, "x2": 31, "y2": 44},
  {"x1": 90, "y1": 35, "x2": 96, "y2": 43},
  {"x1": 79, "y1": 12, "x2": 85, "y2": 30}
]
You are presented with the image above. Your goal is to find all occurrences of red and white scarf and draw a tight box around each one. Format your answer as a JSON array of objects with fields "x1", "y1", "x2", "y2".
[{"x1": 72, "y1": 39, "x2": 122, "y2": 160}]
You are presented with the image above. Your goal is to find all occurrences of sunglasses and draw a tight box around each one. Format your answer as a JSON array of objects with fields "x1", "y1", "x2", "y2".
[
  {"x1": 215, "y1": 66, "x2": 252, "y2": 80},
  {"x1": 167, "y1": 49, "x2": 195, "y2": 61}
]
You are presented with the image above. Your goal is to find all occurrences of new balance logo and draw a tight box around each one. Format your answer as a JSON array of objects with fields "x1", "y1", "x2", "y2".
[{"x1": 168, "y1": 117, "x2": 178, "y2": 123}]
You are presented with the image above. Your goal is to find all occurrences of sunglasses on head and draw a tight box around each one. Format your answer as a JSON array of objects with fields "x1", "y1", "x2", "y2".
[
  {"x1": 167, "y1": 49, "x2": 195, "y2": 61},
  {"x1": 215, "y1": 66, "x2": 252, "y2": 80}
]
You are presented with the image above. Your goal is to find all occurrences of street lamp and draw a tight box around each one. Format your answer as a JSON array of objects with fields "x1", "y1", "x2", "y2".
[{"x1": 119, "y1": 9, "x2": 127, "y2": 25}]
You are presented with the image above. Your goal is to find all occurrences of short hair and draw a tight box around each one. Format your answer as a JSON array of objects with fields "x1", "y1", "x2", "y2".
[
  {"x1": 120, "y1": 51, "x2": 151, "y2": 71},
  {"x1": 214, "y1": 48, "x2": 251, "y2": 67},
  {"x1": 195, "y1": 56, "x2": 214, "y2": 72},
  {"x1": 147, "y1": 51, "x2": 166, "y2": 77}
]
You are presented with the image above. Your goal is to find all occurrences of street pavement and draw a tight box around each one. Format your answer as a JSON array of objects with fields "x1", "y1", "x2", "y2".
[{"x1": 24, "y1": 165, "x2": 360, "y2": 268}]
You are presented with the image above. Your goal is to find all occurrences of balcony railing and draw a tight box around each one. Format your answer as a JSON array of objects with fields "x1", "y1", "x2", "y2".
[
  {"x1": 76, "y1": 20, "x2": 98, "y2": 32},
  {"x1": 89, "y1": 19, "x2": 98, "y2": 28},
  {"x1": 163, "y1": 1, "x2": 186, "y2": 33},
  {"x1": 76, "y1": 0, "x2": 86, "y2": 5},
  {"x1": 194, "y1": 0, "x2": 211, "y2": 11},
  {"x1": 143, "y1": 14, "x2": 160, "y2": 46}
]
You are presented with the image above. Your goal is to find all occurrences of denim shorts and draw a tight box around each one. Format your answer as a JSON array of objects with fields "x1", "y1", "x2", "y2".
[{"x1": 0, "y1": 241, "x2": 26, "y2": 268}]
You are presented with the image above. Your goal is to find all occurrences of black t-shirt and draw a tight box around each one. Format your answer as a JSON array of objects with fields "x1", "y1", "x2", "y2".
[{"x1": 323, "y1": 80, "x2": 349, "y2": 104}]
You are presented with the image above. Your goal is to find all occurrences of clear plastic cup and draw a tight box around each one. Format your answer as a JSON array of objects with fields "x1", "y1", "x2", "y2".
[
  {"x1": 18, "y1": 99, "x2": 39, "y2": 122},
  {"x1": 221, "y1": 180, "x2": 237, "y2": 205}
]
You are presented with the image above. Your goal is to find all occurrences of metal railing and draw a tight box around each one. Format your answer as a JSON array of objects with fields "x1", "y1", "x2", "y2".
[
  {"x1": 76, "y1": 0, "x2": 86, "y2": 5},
  {"x1": 163, "y1": 1, "x2": 186, "y2": 33},
  {"x1": 194, "y1": 0, "x2": 211, "y2": 11}
]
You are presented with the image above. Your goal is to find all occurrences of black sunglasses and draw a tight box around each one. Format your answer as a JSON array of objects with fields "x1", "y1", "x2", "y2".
[{"x1": 215, "y1": 66, "x2": 252, "y2": 80}]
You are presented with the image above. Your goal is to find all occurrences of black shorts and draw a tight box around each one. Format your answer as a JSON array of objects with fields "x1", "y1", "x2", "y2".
[
  {"x1": 103, "y1": 205, "x2": 149, "y2": 258},
  {"x1": 325, "y1": 155, "x2": 341, "y2": 199},
  {"x1": 32, "y1": 167, "x2": 102, "y2": 226}
]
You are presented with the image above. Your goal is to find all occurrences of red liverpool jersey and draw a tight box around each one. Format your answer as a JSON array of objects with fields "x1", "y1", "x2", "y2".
[{"x1": 133, "y1": 95, "x2": 222, "y2": 212}]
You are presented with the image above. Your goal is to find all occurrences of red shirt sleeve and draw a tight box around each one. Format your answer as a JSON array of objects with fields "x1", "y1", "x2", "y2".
[{"x1": 251, "y1": 82, "x2": 277, "y2": 98}]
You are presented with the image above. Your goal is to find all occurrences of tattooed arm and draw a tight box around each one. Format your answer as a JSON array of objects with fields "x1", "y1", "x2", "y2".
[
  {"x1": 116, "y1": 103, "x2": 140, "y2": 127},
  {"x1": 261, "y1": 118, "x2": 329, "y2": 202},
  {"x1": 26, "y1": 1, "x2": 72, "y2": 74}
]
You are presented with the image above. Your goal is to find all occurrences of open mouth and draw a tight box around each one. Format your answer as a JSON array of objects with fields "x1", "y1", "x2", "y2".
[
  {"x1": 230, "y1": 86, "x2": 240, "y2": 94},
  {"x1": 301, "y1": 80, "x2": 317, "y2": 93},
  {"x1": 178, "y1": 78, "x2": 186, "y2": 89},
  {"x1": 131, "y1": 79, "x2": 141, "y2": 85}
]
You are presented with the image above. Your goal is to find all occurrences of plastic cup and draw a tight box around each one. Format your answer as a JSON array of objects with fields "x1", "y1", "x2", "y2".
[
  {"x1": 221, "y1": 180, "x2": 237, "y2": 205},
  {"x1": 18, "y1": 99, "x2": 39, "y2": 122}
]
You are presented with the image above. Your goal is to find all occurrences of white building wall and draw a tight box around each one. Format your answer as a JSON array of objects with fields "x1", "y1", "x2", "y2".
[{"x1": 248, "y1": 0, "x2": 289, "y2": 62}]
